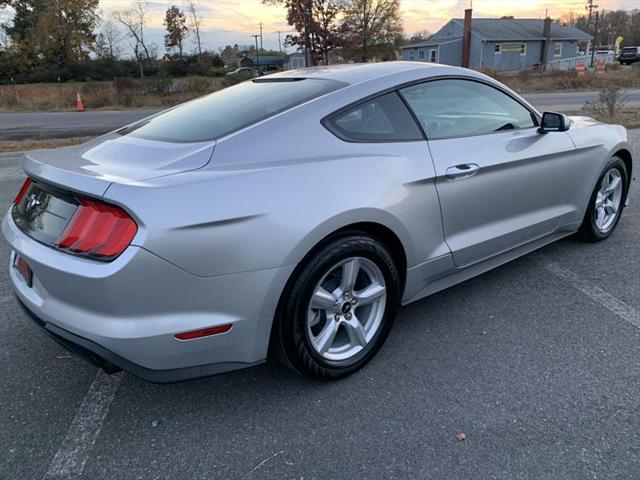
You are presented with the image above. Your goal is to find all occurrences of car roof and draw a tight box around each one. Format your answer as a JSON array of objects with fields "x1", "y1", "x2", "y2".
[{"x1": 266, "y1": 61, "x2": 473, "y2": 86}]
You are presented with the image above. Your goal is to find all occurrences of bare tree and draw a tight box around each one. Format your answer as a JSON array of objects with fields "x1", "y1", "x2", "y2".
[
  {"x1": 113, "y1": 1, "x2": 151, "y2": 63},
  {"x1": 101, "y1": 19, "x2": 123, "y2": 59},
  {"x1": 187, "y1": 0, "x2": 204, "y2": 56}
]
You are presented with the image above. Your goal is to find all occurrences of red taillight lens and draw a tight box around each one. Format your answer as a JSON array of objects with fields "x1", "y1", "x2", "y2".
[
  {"x1": 56, "y1": 198, "x2": 137, "y2": 260},
  {"x1": 14, "y1": 178, "x2": 32, "y2": 205}
]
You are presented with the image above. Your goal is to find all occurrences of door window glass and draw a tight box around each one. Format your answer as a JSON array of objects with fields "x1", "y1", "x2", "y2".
[{"x1": 399, "y1": 79, "x2": 536, "y2": 140}]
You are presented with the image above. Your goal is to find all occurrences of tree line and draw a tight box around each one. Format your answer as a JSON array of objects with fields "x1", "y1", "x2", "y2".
[
  {"x1": 0, "y1": 0, "x2": 407, "y2": 83},
  {"x1": 0, "y1": 0, "x2": 638, "y2": 85},
  {"x1": 559, "y1": 9, "x2": 640, "y2": 46}
]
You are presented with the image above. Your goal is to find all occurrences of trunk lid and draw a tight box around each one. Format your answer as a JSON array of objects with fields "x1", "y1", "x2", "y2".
[{"x1": 22, "y1": 133, "x2": 216, "y2": 197}]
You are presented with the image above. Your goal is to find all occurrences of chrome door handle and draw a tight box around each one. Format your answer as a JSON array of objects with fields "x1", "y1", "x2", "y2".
[{"x1": 446, "y1": 163, "x2": 480, "y2": 181}]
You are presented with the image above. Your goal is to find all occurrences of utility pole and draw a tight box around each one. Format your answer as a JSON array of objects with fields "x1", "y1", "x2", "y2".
[
  {"x1": 252, "y1": 34, "x2": 261, "y2": 75},
  {"x1": 276, "y1": 31, "x2": 283, "y2": 52},
  {"x1": 590, "y1": 10, "x2": 599, "y2": 67},
  {"x1": 586, "y1": 0, "x2": 598, "y2": 29},
  {"x1": 259, "y1": 22, "x2": 263, "y2": 52}
]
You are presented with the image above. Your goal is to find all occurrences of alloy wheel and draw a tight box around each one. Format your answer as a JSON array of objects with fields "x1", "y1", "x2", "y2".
[
  {"x1": 594, "y1": 168, "x2": 623, "y2": 232},
  {"x1": 306, "y1": 257, "x2": 387, "y2": 362}
]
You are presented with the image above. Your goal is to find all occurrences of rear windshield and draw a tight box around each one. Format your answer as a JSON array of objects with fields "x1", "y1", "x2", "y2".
[{"x1": 121, "y1": 78, "x2": 345, "y2": 143}]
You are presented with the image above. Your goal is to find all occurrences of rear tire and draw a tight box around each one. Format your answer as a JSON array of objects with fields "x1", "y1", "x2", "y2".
[
  {"x1": 577, "y1": 157, "x2": 629, "y2": 242},
  {"x1": 272, "y1": 232, "x2": 400, "y2": 380}
]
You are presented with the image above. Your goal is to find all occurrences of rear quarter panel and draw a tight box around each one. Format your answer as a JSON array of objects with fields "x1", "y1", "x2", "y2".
[{"x1": 103, "y1": 124, "x2": 448, "y2": 278}]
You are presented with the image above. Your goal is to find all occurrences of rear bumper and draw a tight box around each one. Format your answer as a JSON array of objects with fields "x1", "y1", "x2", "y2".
[
  {"x1": 16, "y1": 297, "x2": 261, "y2": 383},
  {"x1": 3, "y1": 211, "x2": 294, "y2": 382}
]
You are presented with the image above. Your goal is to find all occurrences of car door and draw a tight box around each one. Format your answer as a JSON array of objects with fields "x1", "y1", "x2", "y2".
[{"x1": 400, "y1": 78, "x2": 577, "y2": 267}]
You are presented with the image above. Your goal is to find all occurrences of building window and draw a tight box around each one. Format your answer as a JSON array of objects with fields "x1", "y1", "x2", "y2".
[
  {"x1": 419, "y1": 50, "x2": 425, "y2": 60},
  {"x1": 500, "y1": 43, "x2": 526, "y2": 55},
  {"x1": 494, "y1": 44, "x2": 501, "y2": 54},
  {"x1": 409, "y1": 50, "x2": 415, "y2": 60},
  {"x1": 554, "y1": 42, "x2": 562, "y2": 57},
  {"x1": 430, "y1": 49, "x2": 437, "y2": 62}
]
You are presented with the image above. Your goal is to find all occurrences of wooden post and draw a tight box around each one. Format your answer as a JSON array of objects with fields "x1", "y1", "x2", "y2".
[{"x1": 462, "y1": 9, "x2": 472, "y2": 68}]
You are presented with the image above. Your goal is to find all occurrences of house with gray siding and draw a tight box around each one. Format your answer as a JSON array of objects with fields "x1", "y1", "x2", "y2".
[{"x1": 401, "y1": 18, "x2": 592, "y2": 71}]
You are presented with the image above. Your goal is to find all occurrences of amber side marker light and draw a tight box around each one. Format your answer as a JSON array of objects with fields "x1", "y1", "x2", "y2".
[{"x1": 175, "y1": 324, "x2": 233, "y2": 341}]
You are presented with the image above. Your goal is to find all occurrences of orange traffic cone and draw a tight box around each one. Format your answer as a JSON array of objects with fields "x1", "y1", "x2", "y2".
[{"x1": 76, "y1": 92, "x2": 85, "y2": 112}]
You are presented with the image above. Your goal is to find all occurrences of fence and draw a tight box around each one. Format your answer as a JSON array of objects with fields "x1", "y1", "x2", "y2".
[{"x1": 547, "y1": 53, "x2": 617, "y2": 71}]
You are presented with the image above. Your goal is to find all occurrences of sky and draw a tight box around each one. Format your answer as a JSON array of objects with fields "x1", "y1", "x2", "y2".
[{"x1": 2, "y1": 0, "x2": 639, "y2": 54}]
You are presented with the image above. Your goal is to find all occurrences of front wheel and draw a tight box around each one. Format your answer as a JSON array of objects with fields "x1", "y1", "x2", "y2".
[
  {"x1": 578, "y1": 156, "x2": 629, "y2": 242},
  {"x1": 272, "y1": 233, "x2": 400, "y2": 380}
]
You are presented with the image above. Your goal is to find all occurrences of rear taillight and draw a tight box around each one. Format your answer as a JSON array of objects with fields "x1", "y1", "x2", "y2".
[
  {"x1": 14, "y1": 178, "x2": 32, "y2": 205},
  {"x1": 56, "y1": 198, "x2": 137, "y2": 260}
]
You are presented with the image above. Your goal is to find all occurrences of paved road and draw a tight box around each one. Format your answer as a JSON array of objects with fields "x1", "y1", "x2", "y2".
[
  {"x1": 0, "y1": 132, "x2": 639, "y2": 479},
  {"x1": 0, "y1": 109, "x2": 159, "y2": 141},
  {"x1": 525, "y1": 89, "x2": 640, "y2": 112},
  {"x1": 2, "y1": 90, "x2": 640, "y2": 141}
]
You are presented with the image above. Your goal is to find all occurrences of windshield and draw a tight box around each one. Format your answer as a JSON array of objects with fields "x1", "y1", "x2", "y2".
[
  {"x1": 121, "y1": 78, "x2": 345, "y2": 143},
  {"x1": 622, "y1": 47, "x2": 637, "y2": 53}
]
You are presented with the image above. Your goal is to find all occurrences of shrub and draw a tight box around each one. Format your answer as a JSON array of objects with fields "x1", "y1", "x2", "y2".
[
  {"x1": 583, "y1": 87, "x2": 628, "y2": 120},
  {"x1": 186, "y1": 76, "x2": 212, "y2": 93},
  {"x1": 80, "y1": 81, "x2": 114, "y2": 108},
  {"x1": 211, "y1": 55, "x2": 225, "y2": 68},
  {"x1": 208, "y1": 67, "x2": 228, "y2": 77},
  {"x1": 0, "y1": 85, "x2": 18, "y2": 108},
  {"x1": 221, "y1": 75, "x2": 243, "y2": 88},
  {"x1": 114, "y1": 77, "x2": 139, "y2": 106},
  {"x1": 144, "y1": 75, "x2": 173, "y2": 96}
]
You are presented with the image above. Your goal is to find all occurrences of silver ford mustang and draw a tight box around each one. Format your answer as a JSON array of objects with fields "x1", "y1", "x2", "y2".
[{"x1": 3, "y1": 62, "x2": 633, "y2": 382}]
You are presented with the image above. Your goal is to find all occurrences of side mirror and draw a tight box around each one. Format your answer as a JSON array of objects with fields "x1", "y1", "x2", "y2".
[{"x1": 539, "y1": 112, "x2": 569, "y2": 133}]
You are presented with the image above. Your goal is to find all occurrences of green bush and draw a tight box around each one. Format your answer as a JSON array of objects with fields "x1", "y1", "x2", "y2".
[{"x1": 208, "y1": 67, "x2": 228, "y2": 77}]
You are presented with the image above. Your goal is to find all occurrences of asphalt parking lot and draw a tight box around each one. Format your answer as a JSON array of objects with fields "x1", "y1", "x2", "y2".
[{"x1": 1, "y1": 130, "x2": 639, "y2": 480}]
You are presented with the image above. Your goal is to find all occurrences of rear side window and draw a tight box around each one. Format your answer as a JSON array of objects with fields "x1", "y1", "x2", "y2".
[
  {"x1": 324, "y1": 92, "x2": 423, "y2": 142},
  {"x1": 121, "y1": 78, "x2": 345, "y2": 143}
]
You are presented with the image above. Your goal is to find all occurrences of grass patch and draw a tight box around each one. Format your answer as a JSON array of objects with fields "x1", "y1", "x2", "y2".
[
  {"x1": 483, "y1": 66, "x2": 640, "y2": 93},
  {"x1": 0, "y1": 77, "x2": 226, "y2": 112}
]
